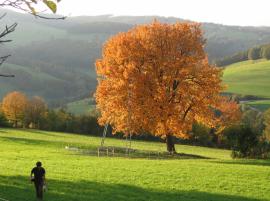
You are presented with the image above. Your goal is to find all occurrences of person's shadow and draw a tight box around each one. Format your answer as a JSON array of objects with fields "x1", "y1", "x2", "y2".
[{"x1": 0, "y1": 175, "x2": 265, "y2": 201}]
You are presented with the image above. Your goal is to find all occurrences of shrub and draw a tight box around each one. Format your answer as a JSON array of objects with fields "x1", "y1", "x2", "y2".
[
  {"x1": 263, "y1": 108, "x2": 270, "y2": 142},
  {"x1": 215, "y1": 51, "x2": 248, "y2": 66},
  {"x1": 261, "y1": 45, "x2": 270, "y2": 60},
  {"x1": 248, "y1": 47, "x2": 261, "y2": 60},
  {"x1": 226, "y1": 125, "x2": 259, "y2": 158},
  {"x1": 0, "y1": 112, "x2": 11, "y2": 127},
  {"x1": 223, "y1": 124, "x2": 270, "y2": 159},
  {"x1": 190, "y1": 123, "x2": 213, "y2": 146}
]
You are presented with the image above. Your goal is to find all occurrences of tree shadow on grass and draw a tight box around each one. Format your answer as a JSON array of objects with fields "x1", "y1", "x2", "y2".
[
  {"x1": 0, "y1": 129, "x2": 8, "y2": 133},
  {"x1": 16, "y1": 128, "x2": 66, "y2": 137},
  {"x1": 67, "y1": 144, "x2": 212, "y2": 160},
  {"x1": 0, "y1": 135, "x2": 98, "y2": 151},
  {"x1": 0, "y1": 136, "x2": 64, "y2": 147},
  {"x1": 0, "y1": 175, "x2": 266, "y2": 201},
  {"x1": 0, "y1": 135, "x2": 211, "y2": 160},
  {"x1": 0, "y1": 128, "x2": 70, "y2": 137},
  {"x1": 209, "y1": 159, "x2": 270, "y2": 167}
]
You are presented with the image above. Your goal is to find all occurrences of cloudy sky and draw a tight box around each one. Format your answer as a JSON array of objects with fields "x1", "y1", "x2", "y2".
[{"x1": 55, "y1": 0, "x2": 269, "y2": 26}]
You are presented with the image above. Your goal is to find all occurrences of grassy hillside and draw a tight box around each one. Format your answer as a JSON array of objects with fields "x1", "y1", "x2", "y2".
[
  {"x1": 246, "y1": 100, "x2": 270, "y2": 111},
  {"x1": 0, "y1": 128, "x2": 269, "y2": 201},
  {"x1": 223, "y1": 60, "x2": 270, "y2": 98},
  {"x1": 0, "y1": 63, "x2": 62, "y2": 98},
  {"x1": 0, "y1": 62, "x2": 91, "y2": 101},
  {"x1": 65, "y1": 98, "x2": 95, "y2": 115}
]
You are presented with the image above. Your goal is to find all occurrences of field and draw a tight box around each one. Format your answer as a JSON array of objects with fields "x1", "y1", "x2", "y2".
[
  {"x1": 246, "y1": 100, "x2": 270, "y2": 111},
  {"x1": 65, "y1": 99, "x2": 95, "y2": 115},
  {"x1": 223, "y1": 60, "x2": 270, "y2": 98},
  {"x1": 0, "y1": 128, "x2": 270, "y2": 201}
]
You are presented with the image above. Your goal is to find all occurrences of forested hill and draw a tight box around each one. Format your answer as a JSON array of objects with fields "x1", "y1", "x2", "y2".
[{"x1": 1, "y1": 9, "x2": 270, "y2": 106}]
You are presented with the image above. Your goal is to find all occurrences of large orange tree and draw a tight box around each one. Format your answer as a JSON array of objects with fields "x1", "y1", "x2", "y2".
[{"x1": 95, "y1": 21, "x2": 240, "y2": 153}]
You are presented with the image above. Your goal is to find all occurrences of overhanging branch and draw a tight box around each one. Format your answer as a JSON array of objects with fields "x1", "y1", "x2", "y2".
[
  {"x1": 0, "y1": 22, "x2": 17, "y2": 43},
  {"x1": 0, "y1": 74, "x2": 15, "y2": 77},
  {"x1": 0, "y1": 0, "x2": 66, "y2": 20},
  {"x1": 0, "y1": 55, "x2": 11, "y2": 66}
]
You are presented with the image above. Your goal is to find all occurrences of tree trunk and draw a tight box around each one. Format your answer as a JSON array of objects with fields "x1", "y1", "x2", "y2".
[{"x1": 166, "y1": 134, "x2": 176, "y2": 154}]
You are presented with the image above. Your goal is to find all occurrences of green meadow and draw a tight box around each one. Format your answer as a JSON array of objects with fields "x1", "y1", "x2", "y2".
[
  {"x1": 65, "y1": 99, "x2": 95, "y2": 115},
  {"x1": 0, "y1": 128, "x2": 269, "y2": 201},
  {"x1": 245, "y1": 100, "x2": 270, "y2": 111},
  {"x1": 223, "y1": 60, "x2": 270, "y2": 99}
]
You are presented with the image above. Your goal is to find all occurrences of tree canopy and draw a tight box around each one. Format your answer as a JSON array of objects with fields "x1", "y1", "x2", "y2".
[
  {"x1": 95, "y1": 21, "x2": 240, "y2": 152},
  {"x1": 2, "y1": 91, "x2": 27, "y2": 127}
]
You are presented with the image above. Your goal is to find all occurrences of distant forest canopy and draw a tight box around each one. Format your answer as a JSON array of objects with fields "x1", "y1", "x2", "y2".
[
  {"x1": 2, "y1": 9, "x2": 270, "y2": 105},
  {"x1": 215, "y1": 44, "x2": 270, "y2": 66}
]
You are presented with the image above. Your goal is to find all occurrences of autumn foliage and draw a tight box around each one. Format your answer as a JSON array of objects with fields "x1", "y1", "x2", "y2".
[
  {"x1": 1, "y1": 92, "x2": 47, "y2": 128},
  {"x1": 95, "y1": 21, "x2": 240, "y2": 152},
  {"x1": 2, "y1": 91, "x2": 28, "y2": 127},
  {"x1": 25, "y1": 96, "x2": 47, "y2": 128}
]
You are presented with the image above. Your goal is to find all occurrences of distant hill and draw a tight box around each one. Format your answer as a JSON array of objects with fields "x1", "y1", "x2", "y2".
[{"x1": 2, "y1": 9, "x2": 270, "y2": 105}]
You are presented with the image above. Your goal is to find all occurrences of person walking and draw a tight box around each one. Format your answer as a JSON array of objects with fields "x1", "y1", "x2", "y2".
[{"x1": 30, "y1": 161, "x2": 46, "y2": 200}]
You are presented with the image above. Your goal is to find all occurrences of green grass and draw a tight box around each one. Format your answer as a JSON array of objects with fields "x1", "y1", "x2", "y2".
[
  {"x1": 245, "y1": 100, "x2": 270, "y2": 111},
  {"x1": 0, "y1": 128, "x2": 269, "y2": 201},
  {"x1": 65, "y1": 98, "x2": 95, "y2": 115},
  {"x1": 223, "y1": 59, "x2": 270, "y2": 99}
]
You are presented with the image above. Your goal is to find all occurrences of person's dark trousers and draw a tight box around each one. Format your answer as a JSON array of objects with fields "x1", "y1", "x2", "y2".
[{"x1": 34, "y1": 181, "x2": 43, "y2": 200}]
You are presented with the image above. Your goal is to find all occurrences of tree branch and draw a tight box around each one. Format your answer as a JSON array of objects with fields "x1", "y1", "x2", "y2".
[
  {"x1": 0, "y1": 74, "x2": 15, "y2": 77},
  {"x1": 182, "y1": 103, "x2": 193, "y2": 121},
  {"x1": 0, "y1": 22, "x2": 17, "y2": 43},
  {"x1": 0, "y1": 55, "x2": 15, "y2": 77},
  {"x1": 0, "y1": 55, "x2": 11, "y2": 65},
  {"x1": 1, "y1": 0, "x2": 66, "y2": 20}
]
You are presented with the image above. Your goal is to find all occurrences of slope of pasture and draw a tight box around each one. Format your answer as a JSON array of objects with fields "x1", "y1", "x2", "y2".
[
  {"x1": 223, "y1": 60, "x2": 270, "y2": 98},
  {"x1": 0, "y1": 128, "x2": 269, "y2": 201},
  {"x1": 246, "y1": 100, "x2": 270, "y2": 111},
  {"x1": 223, "y1": 60, "x2": 270, "y2": 110},
  {"x1": 65, "y1": 98, "x2": 95, "y2": 115},
  {"x1": 0, "y1": 63, "x2": 64, "y2": 98}
]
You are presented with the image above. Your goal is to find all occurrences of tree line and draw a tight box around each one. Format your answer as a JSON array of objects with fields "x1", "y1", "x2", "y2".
[
  {"x1": 215, "y1": 44, "x2": 270, "y2": 66},
  {"x1": 0, "y1": 91, "x2": 103, "y2": 135}
]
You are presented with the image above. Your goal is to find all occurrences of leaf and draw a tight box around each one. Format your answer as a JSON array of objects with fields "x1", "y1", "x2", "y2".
[{"x1": 43, "y1": 0, "x2": 57, "y2": 13}]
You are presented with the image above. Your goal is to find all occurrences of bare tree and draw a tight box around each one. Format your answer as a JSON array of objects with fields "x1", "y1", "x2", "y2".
[
  {"x1": 0, "y1": 13, "x2": 17, "y2": 77},
  {"x1": 0, "y1": 0, "x2": 64, "y2": 77}
]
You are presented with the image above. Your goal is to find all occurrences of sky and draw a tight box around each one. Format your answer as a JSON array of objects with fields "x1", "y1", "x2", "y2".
[{"x1": 55, "y1": 0, "x2": 270, "y2": 27}]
